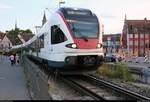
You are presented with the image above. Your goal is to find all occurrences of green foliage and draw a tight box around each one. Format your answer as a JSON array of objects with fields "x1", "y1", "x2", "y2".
[
  {"x1": 6, "y1": 28, "x2": 20, "y2": 39},
  {"x1": 6, "y1": 28, "x2": 32, "y2": 38},
  {"x1": 24, "y1": 29, "x2": 32, "y2": 33},
  {"x1": 20, "y1": 29, "x2": 32, "y2": 33},
  {"x1": 96, "y1": 62, "x2": 134, "y2": 82}
]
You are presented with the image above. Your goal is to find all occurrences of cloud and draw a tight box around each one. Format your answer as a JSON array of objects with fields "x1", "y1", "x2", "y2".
[
  {"x1": 34, "y1": 0, "x2": 150, "y2": 33},
  {"x1": 0, "y1": 3, "x2": 13, "y2": 9},
  {"x1": 100, "y1": 13, "x2": 117, "y2": 19}
]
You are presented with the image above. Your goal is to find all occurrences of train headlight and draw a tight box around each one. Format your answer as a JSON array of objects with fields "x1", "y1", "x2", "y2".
[
  {"x1": 72, "y1": 44, "x2": 77, "y2": 48},
  {"x1": 66, "y1": 43, "x2": 78, "y2": 49},
  {"x1": 97, "y1": 43, "x2": 103, "y2": 48}
]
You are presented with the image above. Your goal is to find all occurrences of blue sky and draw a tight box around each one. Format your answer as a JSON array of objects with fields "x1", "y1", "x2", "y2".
[{"x1": 1, "y1": 0, "x2": 150, "y2": 34}]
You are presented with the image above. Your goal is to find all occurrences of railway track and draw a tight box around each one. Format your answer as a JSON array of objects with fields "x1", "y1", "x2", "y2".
[
  {"x1": 60, "y1": 74, "x2": 150, "y2": 101},
  {"x1": 83, "y1": 74, "x2": 150, "y2": 101},
  {"x1": 60, "y1": 75, "x2": 124, "y2": 100},
  {"x1": 27, "y1": 56, "x2": 150, "y2": 101}
]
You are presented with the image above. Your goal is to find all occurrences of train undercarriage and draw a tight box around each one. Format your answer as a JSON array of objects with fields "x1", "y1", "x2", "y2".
[{"x1": 27, "y1": 55, "x2": 104, "y2": 75}]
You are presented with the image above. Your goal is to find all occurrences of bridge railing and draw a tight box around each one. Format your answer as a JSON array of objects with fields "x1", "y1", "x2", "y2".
[{"x1": 21, "y1": 55, "x2": 52, "y2": 100}]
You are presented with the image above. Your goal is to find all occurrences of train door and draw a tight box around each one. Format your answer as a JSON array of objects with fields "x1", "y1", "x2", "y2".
[
  {"x1": 42, "y1": 32, "x2": 50, "y2": 58},
  {"x1": 37, "y1": 32, "x2": 49, "y2": 59}
]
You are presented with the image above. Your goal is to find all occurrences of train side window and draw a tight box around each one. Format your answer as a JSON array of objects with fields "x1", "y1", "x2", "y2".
[
  {"x1": 51, "y1": 25, "x2": 67, "y2": 44},
  {"x1": 35, "y1": 39, "x2": 39, "y2": 49},
  {"x1": 39, "y1": 35, "x2": 44, "y2": 48}
]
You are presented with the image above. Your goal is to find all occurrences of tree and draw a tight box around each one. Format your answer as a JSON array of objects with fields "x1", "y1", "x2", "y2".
[
  {"x1": 6, "y1": 28, "x2": 32, "y2": 36},
  {"x1": 6, "y1": 28, "x2": 20, "y2": 41},
  {"x1": 6, "y1": 28, "x2": 33, "y2": 45},
  {"x1": 20, "y1": 29, "x2": 32, "y2": 33},
  {"x1": 24, "y1": 29, "x2": 32, "y2": 33}
]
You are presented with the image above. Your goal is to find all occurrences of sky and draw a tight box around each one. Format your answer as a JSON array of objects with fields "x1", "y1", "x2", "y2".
[{"x1": 0, "y1": 0, "x2": 150, "y2": 34}]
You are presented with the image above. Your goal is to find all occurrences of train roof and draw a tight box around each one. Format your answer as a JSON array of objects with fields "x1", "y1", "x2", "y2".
[
  {"x1": 59, "y1": 7, "x2": 92, "y2": 12},
  {"x1": 59, "y1": 7, "x2": 93, "y2": 17}
]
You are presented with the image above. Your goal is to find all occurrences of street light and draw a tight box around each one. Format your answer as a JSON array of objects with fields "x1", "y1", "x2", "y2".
[{"x1": 59, "y1": 0, "x2": 65, "y2": 8}]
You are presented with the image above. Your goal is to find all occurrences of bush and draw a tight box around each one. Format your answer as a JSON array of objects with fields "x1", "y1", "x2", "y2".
[{"x1": 96, "y1": 62, "x2": 134, "y2": 82}]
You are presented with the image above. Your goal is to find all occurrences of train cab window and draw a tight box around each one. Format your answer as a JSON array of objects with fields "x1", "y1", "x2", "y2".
[{"x1": 51, "y1": 25, "x2": 67, "y2": 44}]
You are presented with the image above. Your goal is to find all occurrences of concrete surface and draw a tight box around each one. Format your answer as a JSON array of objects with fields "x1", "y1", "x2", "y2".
[{"x1": 0, "y1": 55, "x2": 30, "y2": 100}]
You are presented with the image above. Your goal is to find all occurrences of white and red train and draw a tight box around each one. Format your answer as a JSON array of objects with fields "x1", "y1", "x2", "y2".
[{"x1": 12, "y1": 7, "x2": 104, "y2": 74}]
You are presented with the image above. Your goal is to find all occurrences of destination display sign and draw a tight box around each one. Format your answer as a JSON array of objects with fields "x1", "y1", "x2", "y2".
[{"x1": 67, "y1": 10, "x2": 91, "y2": 16}]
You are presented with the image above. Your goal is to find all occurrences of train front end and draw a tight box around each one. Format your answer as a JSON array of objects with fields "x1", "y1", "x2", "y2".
[{"x1": 56, "y1": 8, "x2": 104, "y2": 73}]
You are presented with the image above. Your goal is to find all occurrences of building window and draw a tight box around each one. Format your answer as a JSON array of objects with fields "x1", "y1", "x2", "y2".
[
  {"x1": 129, "y1": 41, "x2": 132, "y2": 45},
  {"x1": 134, "y1": 40, "x2": 138, "y2": 46},
  {"x1": 129, "y1": 34, "x2": 133, "y2": 38},
  {"x1": 107, "y1": 41, "x2": 112, "y2": 46},
  {"x1": 103, "y1": 42, "x2": 107, "y2": 46},
  {"x1": 140, "y1": 34, "x2": 144, "y2": 38},
  {"x1": 134, "y1": 34, "x2": 138, "y2": 38},
  {"x1": 51, "y1": 25, "x2": 67, "y2": 44},
  {"x1": 116, "y1": 41, "x2": 120, "y2": 45},
  {"x1": 145, "y1": 34, "x2": 149, "y2": 39},
  {"x1": 107, "y1": 37, "x2": 111, "y2": 41},
  {"x1": 140, "y1": 41, "x2": 144, "y2": 46}
]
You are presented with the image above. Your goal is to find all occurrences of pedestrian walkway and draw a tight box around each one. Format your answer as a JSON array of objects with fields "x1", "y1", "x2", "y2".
[{"x1": 0, "y1": 55, "x2": 30, "y2": 100}]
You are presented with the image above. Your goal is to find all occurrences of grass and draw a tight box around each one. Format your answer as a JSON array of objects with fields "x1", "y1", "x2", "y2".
[{"x1": 96, "y1": 62, "x2": 135, "y2": 82}]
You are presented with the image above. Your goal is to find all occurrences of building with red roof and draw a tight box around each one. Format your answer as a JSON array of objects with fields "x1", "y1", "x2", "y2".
[{"x1": 122, "y1": 17, "x2": 150, "y2": 56}]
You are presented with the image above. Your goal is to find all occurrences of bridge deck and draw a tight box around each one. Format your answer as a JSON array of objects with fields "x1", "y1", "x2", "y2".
[{"x1": 0, "y1": 55, "x2": 30, "y2": 100}]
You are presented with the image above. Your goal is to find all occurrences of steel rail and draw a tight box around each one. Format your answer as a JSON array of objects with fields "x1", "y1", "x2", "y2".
[
  {"x1": 59, "y1": 76, "x2": 106, "y2": 101},
  {"x1": 85, "y1": 74, "x2": 150, "y2": 101}
]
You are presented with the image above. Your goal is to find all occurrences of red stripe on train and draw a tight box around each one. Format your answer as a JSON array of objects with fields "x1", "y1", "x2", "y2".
[
  {"x1": 57, "y1": 11, "x2": 99, "y2": 49},
  {"x1": 74, "y1": 39, "x2": 98, "y2": 49}
]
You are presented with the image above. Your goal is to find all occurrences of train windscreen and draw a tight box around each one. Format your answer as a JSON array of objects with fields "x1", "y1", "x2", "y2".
[{"x1": 60, "y1": 8, "x2": 99, "y2": 38}]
